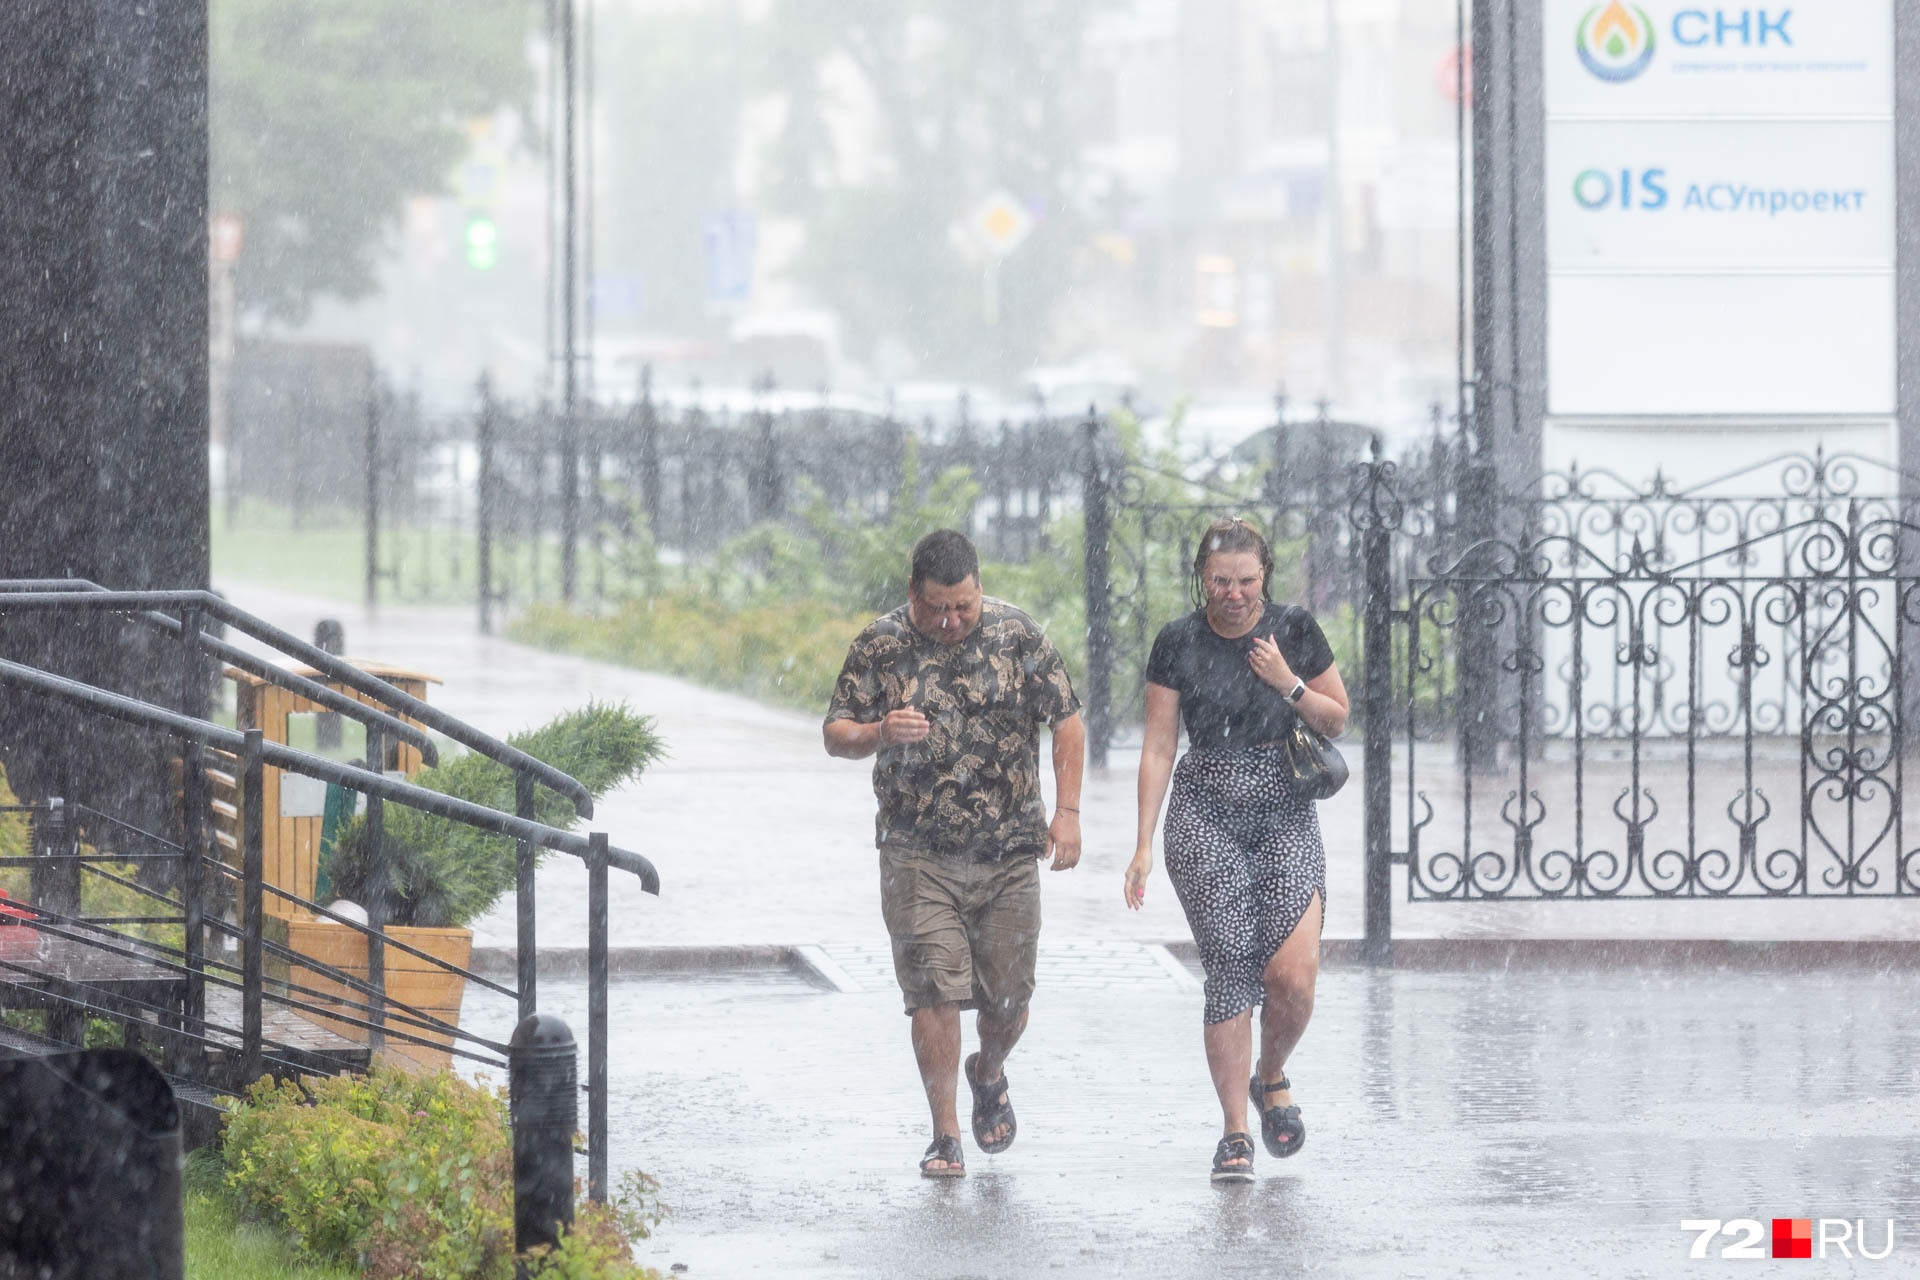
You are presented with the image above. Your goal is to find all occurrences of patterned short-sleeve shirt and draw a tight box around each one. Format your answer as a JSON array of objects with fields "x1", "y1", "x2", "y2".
[{"x1": 826, "y1": 597, "x2": 1081, "y2": 860}]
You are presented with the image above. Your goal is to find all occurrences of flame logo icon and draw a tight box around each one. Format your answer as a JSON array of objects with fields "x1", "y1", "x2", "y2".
[{"x1": 1576, "y1": 2, "x2": 1656, "y2": 82}]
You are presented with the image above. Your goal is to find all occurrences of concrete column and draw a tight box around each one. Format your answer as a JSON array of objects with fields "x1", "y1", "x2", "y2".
[{"x1": 0, "y1": 3, "x2": 210, "y2": 826}]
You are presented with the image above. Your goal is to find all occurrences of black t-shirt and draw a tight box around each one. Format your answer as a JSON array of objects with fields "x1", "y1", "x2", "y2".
[{"x1": 1144, "y1": 604, "x2": 1336, "y2": 749}]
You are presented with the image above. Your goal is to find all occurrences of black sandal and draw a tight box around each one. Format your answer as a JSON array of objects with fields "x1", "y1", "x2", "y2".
[
  {"x1": 1211, "y1": 1132, "x2": 1255, "y2": 1183},
  {"x1": 1250, "y1": 1075, "x2": 1306, "y2": 1158},
  {"x1": 964, "y1": 1052, "x2": 1017, "y2": 1154},
  {"x1": 920, "y1": 1135, "x2": 966, "y2": 1178}
]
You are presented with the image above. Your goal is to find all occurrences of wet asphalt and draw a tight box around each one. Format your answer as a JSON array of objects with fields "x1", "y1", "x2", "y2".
[
  {"x1": 462, "y1": 962, "x2": 1920, "y2": 1279},
  {"x1": 219, "y1": 585, "x2": 1920, "y2": 1276}
]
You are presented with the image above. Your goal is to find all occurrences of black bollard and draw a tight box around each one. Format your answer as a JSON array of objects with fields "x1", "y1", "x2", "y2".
[
  {"x1": 0, "y1": 1048, "x2": 184, "y2": 1280},
  {"x1": 509, "y1": 1012, "x2": 577, "y2": 1270}
]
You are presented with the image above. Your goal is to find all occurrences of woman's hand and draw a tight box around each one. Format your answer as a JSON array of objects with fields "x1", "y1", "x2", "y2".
[
  {"x1": 1248, "y1": 633, "x2": 1297, "y2": 694},
  {"x1": 1124, "y1": 848, "x2": 1153, "y2": 910}
]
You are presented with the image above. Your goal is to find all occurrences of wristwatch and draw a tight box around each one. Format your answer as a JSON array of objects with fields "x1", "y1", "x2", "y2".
[{"x1": 1286, "y1": 678, "x2": 1307, "y2": 704}]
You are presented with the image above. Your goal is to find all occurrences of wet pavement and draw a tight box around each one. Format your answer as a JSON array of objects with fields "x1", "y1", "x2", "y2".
[
  {"x1": 220, "y1": 583, "x2": 1920, "y2": 1275},
  {"x1": 460, "y1": 963, "x2": 1920, "y2": 1279}
]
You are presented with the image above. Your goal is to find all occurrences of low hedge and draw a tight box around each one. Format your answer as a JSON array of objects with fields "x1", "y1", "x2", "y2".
[{"x1": 223, "y1": 1065, "x2": 662, "y2": 1279}]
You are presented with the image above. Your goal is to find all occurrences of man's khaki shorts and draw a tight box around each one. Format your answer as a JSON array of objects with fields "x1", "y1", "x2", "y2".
[{"x1": 878, "y1": 844, "x2": 1040, "y2": 1017}]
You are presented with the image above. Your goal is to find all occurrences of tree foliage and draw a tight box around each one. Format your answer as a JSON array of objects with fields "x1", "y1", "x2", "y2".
[
  {"x1": 211, "y1": 0, "x2": 535, "y2": 325},
  {"x1": 755, "y1": 0, "x2": 1099, "y2": 380}
]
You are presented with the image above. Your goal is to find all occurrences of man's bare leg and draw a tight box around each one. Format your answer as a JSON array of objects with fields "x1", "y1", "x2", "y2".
[
  {"x1": 910, "y1": 1004, "x2": 963, "y2": 1170},
  {"x1": 1255, "y1": 891, "x2": 1324, "y2": 1109},
  {"x1": 1201, "y1": 1011, "x2": 1255, "y2": 1172},
  {"x1": 967, "y1": 1006, "x2": 1028, "y2": 1148}
]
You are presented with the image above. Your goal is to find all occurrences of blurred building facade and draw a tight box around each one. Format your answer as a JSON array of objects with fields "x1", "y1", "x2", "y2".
[{"x1": 1071, "y1": 0, "x2": 1462, "y2": 432}]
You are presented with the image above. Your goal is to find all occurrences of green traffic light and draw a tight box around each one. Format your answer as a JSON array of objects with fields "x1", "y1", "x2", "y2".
[{"x1": 464, "y1": 215, "x2": 499, "y2": 270}]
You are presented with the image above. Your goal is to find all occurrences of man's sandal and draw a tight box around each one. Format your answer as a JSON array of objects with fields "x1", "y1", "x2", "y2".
[
  {"x1": 920, "y1": 1135, "x2": 966, "y2": 1178},
  {"x1": 1211, "y1": 1132, "x2": 1255, "y2": 1183},
  {"x1": 964, "y1": 1051, "x2": 1017, "y2": 1154},
  {"x1": 1250, "y1": 1075, "x2": 1306, "y2": 1158}
]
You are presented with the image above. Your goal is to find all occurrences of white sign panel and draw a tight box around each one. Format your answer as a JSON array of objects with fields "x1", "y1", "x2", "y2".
[
  {"x1": 1542, "y1": 0, "x2": 1895, "y2": 418},
  {"x1": 1544, "y1": 0, "x2": 1892, "y2": 117},
  {"x1": 1547, "y1": 121, "x2": 1893, "y2": 270}
]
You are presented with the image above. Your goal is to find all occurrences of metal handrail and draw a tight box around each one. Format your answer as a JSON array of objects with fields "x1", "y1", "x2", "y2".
[
  {"x1": 0, "y1": 654, "x2": 656, "y2": 887},
  {"x1": 0, "y1": 604, "x2": 640, "y2": 1186},
  {"x1": 0, "y1": 583, "x2": 594, "y2": 817},
  {"x1": 0, "y1": 580, "x2": 440, "y2": 767}
]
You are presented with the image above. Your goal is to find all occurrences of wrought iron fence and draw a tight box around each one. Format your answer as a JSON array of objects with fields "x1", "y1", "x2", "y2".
[{"x1": 1360, "y1": 446, "x2": 1920, "y2": 906}]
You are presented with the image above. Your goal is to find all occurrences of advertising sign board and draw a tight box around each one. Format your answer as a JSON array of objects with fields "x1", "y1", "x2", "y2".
[{"x1": 1542, "y1": 0, "x2": 1895, "y2": 417}]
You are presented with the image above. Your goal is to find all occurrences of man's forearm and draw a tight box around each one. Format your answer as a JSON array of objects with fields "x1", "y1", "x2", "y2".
[
  {"x1": 1050, "y1": 714, "x2": 1085, "y2": 810},
  {"x1": 824, "y1": 718, "x2": 882, "y2": 760}
]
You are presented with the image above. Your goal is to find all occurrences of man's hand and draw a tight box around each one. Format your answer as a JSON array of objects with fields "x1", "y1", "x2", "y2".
[
  {"x1": 879, "y1": 708, "x2": 931, "y2": 746},
  {"x1": 1248, "y1": 633, "x2": 1297, "y2": 694},
  {"x1": 1045, "y1": 810, "x2": 1081, "y2": 871}
]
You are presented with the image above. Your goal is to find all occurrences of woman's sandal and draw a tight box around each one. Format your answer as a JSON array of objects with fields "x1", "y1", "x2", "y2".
[
  {"x1": 1250, "y1": 1075, "x2": 1306, "y2": 1158},
  {"x1": 964, "y1": 1051, "x2": 1017, "y2": 1154},
  {"x1": 1211, "y1": 1132, "x2": 1256, "y2": 1183},
  {"x1": 920, "y1": 1135, "x2": 966, "y2": 1178}
]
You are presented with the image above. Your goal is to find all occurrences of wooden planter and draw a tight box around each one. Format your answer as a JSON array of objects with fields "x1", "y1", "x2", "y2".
[{"x1": 287, "y1": 918, "x2": 473, "y2": 1072}]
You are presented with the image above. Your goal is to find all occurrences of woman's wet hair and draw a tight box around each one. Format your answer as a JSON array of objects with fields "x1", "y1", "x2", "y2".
[{"x1": 1190, "y1": 516, "x2": 1274, "y2": 608}]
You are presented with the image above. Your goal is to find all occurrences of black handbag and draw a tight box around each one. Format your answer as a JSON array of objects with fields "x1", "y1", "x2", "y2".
[{"x1": 1277, "y1": 716, "x2": 1348, "y2": 800}]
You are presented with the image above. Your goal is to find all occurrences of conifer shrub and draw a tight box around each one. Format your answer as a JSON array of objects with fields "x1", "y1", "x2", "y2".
[{"x1": 326, "y1": 703, "x2": 662, "y2": 927}]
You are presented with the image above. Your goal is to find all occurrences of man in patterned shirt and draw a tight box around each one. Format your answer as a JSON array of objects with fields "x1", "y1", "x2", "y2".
[{"x1": 824, "y1": 528, "x2": 1084, "y2": 1177}]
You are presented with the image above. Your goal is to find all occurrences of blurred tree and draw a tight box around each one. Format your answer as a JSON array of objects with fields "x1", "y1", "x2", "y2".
[
  {"x1": 594, "y1": 6, "x2": 743, "y2": 339},
  {"x1": 756, "y1": 0, "x2": 1098, "y2": 383},
  {"x1": 211, "y1": 0, "x2": 534, "y2": 326}
]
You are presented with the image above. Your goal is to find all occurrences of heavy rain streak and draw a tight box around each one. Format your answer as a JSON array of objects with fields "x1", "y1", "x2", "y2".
[{"x1": 0, "y1": 2, "x2": 1915, "y2": 1278}]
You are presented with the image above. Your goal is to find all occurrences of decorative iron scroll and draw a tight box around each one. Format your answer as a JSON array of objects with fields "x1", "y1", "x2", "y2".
[{"x1": 1394, "y1": 448, "x2": 1920, "y2": 900}]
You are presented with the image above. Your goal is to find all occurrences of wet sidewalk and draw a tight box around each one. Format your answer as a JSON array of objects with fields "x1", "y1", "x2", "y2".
[
  {"x1": 219, "y1": 583, "x2": 1920, "y2": 1277},
  {"x1": 462, "y1": 961, "x2": 1920, "y2": 1279}
]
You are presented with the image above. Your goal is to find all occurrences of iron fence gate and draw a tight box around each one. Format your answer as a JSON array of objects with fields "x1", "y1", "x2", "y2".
[{"x1": 1360, "y1": 447, "x2": 1920, "y2": 916}]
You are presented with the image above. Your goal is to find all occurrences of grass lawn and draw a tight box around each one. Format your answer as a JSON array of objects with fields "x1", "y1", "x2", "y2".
[
  {"x1": 184, "y1": 1154, "x2": 357, "y2": 1280},
  {"x1": 212, "y1": 500, "x2": 628, "y2": 608}
]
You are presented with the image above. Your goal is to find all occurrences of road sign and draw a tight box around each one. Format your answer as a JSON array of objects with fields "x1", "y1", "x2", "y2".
[
  {"x1": 706, "y1": 211, "x2": 756, "y2": 305},
  {"x1": 967, "y1": 190, "x2": 1033, "y2": 258}
]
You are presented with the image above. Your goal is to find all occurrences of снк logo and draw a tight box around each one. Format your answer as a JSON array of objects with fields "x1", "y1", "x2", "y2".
[{"x1": 1577, "y1": 2, "x2": 1656, "y2": 82}]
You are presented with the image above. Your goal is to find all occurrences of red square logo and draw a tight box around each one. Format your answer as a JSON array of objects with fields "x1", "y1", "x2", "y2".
[{"x1": 1773, "y1": 1218, "x2": 1812, "y2": 1259}]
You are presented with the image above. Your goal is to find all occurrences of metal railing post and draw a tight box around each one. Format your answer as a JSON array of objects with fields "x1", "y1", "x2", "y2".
[
  {"x1": 516, "y1": 772, "x2": 538, "y2": 1023},
  {"x1": 587, "y1": 831, "x2": 609, "y2": 1202},
  {"x1": 509, "y1": 1013, "x2": 576, "y2": 1271},
  {"x1": 1362, "y1": 512, "x2": 1395, "y2": 964},
  {"x1": 179, "y1": 610, "x2": 208, "y2": 1050},
  {"x1": 638, "y1": 367, "x2": 661, "y2": 543},
  {"x1": 1080, "y1": 410, "x2": 1113, "y2": 768},
  {"x1": 478, "y1": 375, "x2": 497, "y2": 634},
  {"x1": 1354, "y1": 444, "x2": 1401, "y2": 965},
  {"x1": 365, "y1": 377, "x2": 381, "y2": 613},
  {"x1": 364, "y1": 728, "x2": 387, "y2": 1055},
  {"x1": 32, "y1": 798, "x2": 80, "y2": 926},
  {"x1": 241, "y1": 729, "x2": 265, "y2": 1081}
]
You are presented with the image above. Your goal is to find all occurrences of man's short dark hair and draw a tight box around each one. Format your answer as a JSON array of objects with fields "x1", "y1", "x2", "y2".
[{"x1": 910, "y1": 529, "x2": 979, "y2": 589}]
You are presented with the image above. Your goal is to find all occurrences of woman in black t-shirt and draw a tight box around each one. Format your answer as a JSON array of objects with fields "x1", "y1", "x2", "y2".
[{"x1": 1124, "y1": 517, "x2": 1349, "y2": 1182}]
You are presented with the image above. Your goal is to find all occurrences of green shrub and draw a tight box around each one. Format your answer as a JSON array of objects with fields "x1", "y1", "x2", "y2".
[
  {"x1": 326, "y1": 703, "x2": 663, "y2": 927},
  {"x1": 223, "y1": 1065, "x2": 660, "y2": 1279},
  {"x1": 512, "y1": 593, "x2": 872, "y2": 712}
]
